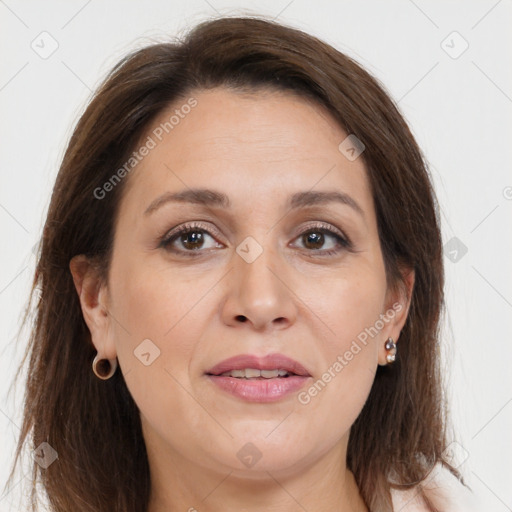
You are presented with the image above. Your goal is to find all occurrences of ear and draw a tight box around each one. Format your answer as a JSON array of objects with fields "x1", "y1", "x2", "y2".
[
  {"x1": 69, "y1": 254, "x2": 116, "y2": 359},
  {"x1": 377, "y1": 266, "x2": 415, "y2": 366}
]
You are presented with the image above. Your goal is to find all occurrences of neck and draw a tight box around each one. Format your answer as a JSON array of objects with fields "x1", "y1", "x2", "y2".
[{"x1": 145, "y1": 435, "x2": 368, "y2": 512}]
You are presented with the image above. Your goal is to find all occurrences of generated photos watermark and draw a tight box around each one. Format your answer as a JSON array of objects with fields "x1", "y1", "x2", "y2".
[
  {"x1": 297, "y1": 302, "x2": 403, "y2": 405},
  {"x1": 93, "y1": 97, "x2": 198, "y2": 200}
]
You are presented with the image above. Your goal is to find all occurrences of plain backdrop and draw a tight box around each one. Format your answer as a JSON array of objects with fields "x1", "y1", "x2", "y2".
[{"x1": 1, "y1": 1, "x2": 511, "y2": 511}]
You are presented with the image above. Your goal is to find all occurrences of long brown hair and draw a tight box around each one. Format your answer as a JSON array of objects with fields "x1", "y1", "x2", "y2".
[{"x1": 5, "y1": 15, "x2": 465, "y2": 512}]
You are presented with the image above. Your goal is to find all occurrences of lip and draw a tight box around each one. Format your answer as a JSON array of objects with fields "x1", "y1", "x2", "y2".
[
  {"x1": 206, "y1": 353, "x2": 311, "y2": 377},
  {"x1": 205, "y1": 353, "x2": 312, "y2": 403}
]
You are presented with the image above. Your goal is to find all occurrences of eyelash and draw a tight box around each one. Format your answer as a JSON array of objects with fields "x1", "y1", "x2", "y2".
[{"x1": 159, "y1": 221, "x2": 353, "y2": 258}]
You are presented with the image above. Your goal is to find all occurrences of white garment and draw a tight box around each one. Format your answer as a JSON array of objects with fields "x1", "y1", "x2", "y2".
[{"x1": 390, "y1": 463, "x2": 480, "y2": 511}]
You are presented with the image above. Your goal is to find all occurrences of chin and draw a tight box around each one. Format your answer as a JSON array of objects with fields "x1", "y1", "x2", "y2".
[{"x1": 206, "y1": 432, "x2": 311, "y2": 476}]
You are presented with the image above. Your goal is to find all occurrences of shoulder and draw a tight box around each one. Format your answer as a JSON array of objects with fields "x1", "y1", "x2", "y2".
[{"x1": 390, "y1": 463, "x2": 480, "y2": 512}]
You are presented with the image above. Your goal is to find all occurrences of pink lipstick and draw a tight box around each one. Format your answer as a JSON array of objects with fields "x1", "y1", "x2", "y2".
[{"x1": 205, "y1": 353, "x2": 312, "y2": 403}]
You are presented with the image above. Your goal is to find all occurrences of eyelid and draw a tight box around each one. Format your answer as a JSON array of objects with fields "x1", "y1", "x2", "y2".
[
  {"x1": 162, "y1": 221, "x2": 224, "y2": 244},
  {"x1": 292, "y1": 221, "x2": 348, "y2": 242},
  {"x1": 161, "y1": 220, "x2": 348, "y2": 243},
  {"x1": 159, "y1": 219, "x2": 354, "y2": 257}
]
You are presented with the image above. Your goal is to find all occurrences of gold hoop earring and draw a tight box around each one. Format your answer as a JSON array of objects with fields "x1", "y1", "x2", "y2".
[
  {"x1": 92, "y1": 353, "x2": 118, "y2": 380},
  {"x1": 385, "y1": 337, "x2": 397, "y2": 364}
]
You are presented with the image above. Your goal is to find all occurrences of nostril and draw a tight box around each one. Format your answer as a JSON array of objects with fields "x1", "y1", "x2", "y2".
[{"x1": 236, "y1": 315, "x2": 247, "y2": 322}]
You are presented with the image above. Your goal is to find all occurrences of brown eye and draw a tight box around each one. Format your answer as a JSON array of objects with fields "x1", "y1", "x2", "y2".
[
  {"x1": 178, "y1": 231, "x2": 205, "y2": 250},
  {"x1": 292, "y1": 224, "x2": 351, "y2": 256},
  {"x1": 160, "y1": 222, "x2": 223, "y2": 256},
  {"x1": 302, "y1": 231, "x2": 325, "y2": 250}
]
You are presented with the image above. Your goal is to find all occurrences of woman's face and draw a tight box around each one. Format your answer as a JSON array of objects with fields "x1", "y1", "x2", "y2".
[{"x1": 76, "y1": 88, "x2": 412, "y2": 481}]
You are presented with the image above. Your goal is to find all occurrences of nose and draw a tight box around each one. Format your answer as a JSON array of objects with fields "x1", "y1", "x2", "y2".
[{"x1": 221, "y1": 241, "x2": 298, "y2": 332}]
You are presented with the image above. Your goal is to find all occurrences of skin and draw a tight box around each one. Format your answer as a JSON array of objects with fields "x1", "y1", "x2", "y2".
[{"x1": 70, "y1": 88, "x2": 414, "y2": 512}]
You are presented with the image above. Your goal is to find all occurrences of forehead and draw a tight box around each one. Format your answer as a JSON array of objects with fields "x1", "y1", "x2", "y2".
[{"x1": 119, "y1": 87, "x2": 373, "y2": 218}]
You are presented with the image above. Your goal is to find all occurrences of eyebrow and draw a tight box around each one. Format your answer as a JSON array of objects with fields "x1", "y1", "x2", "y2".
[{"x1": 143, "y1": 187, "x2": 365, "y2": 219}]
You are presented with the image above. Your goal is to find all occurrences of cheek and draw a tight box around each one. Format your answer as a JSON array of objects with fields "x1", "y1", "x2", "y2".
[
  {"x1": 107, "y1": 253, "x2": 208, "y2": 407},
  {"x1": 110, "y1": 262, "x2": 211, "y2": 439},
  {"x1": 315, "y1": 265, "x2": 386, "y2": 357},
  {"x1": 110, "y1": 251, "x2": 207, "y2": 342},
  {"x1": 294, "y1": 268, "x2": 385, "y2": 434}
]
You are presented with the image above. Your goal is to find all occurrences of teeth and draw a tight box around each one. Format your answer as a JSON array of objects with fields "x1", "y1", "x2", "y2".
[
  {"x1": 260, "y1": 369, "x2": 280, "y2": 378},
  {"x1": 219, "y1": 368, "x2": 291, "y2": 378},
  {"x1": 227, "y1": 369, "x2": 246, "y2": 378}
]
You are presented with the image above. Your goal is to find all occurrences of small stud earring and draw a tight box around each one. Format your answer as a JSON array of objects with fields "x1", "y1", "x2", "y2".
[{"x1": 385, "y1": 337, "x2": 397, "y2": 364}]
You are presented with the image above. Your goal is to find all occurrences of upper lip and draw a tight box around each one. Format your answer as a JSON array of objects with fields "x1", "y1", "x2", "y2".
[{"x1": 206, "y1": 353, "x2": 311, "y2": 377}]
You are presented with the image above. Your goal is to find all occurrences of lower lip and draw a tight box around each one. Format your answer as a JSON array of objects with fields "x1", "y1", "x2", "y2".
[{"x1": 206, "y1": 375, "x2": 310, "y2": 403}]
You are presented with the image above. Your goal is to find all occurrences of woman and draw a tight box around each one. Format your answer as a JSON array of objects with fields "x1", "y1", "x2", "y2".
[{"x1": 6, "y1": 15, "x2": 477, "y2": 512}]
